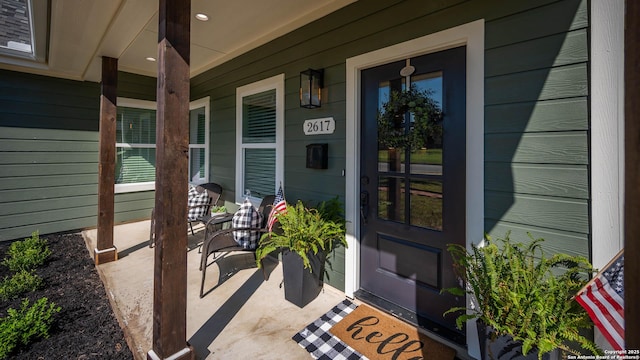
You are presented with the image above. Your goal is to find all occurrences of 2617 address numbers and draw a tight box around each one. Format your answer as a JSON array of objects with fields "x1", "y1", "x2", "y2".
[{"x1": 303, "y1": 117, "x2": 335, "y2": 135}]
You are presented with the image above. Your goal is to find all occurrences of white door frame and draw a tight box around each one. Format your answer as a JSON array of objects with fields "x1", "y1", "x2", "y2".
[
  {"x1": 590, "y1": 0, "x2": 624, "y2": 351},
  {"x1": 344, "y1": 19, "x2": 485, "y2": 358}
]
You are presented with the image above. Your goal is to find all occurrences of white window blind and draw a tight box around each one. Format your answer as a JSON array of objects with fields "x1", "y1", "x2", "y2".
[
  {"x1": 243, "y1": 90, "x2": 276, "y2": 143},
  {"x1": 115, "y1": 107, "x2": 156, "y2": 185},
  {"x1": 236, "y1": 75, "x2": 284, "y2": 203},
  {"x1": 189, "y1": 107, "x2": 207, "y2": 183},
  {"x1": 244, "y1": 148, "x2": 276, "y2": 198},
  {"x1": 115, "y1": 97, "x2": 210, "y2": 193}
]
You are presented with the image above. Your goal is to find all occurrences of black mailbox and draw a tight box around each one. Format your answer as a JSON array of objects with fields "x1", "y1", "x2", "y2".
[{"x1": 306, "y1": 143, "x2": 328, "y2": 169}]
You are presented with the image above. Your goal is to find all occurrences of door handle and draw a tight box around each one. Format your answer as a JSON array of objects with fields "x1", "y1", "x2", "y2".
[{"x1": 360, "y1": 190, "x2": 369, "y2": 224}]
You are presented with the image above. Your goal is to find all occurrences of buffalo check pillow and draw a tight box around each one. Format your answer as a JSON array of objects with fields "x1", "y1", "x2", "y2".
[
  {"x1": 187, "y1": 185, "x2": 211, "y2": 221},
  {"x1": 232, "y1": 199, "x2": 263, "y2": 249}
]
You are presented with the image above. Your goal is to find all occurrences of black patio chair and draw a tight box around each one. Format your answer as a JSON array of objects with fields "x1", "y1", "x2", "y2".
[
  {"x1": 149, "y1": 182, "x2": 223, "y2": 248},
  {"x1": 199, "y1": 195, "x2": 275, "y2": 298}
]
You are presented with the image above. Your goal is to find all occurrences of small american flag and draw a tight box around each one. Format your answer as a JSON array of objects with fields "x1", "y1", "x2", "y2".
[
  {"x1": 576, "y1": 250, "x2": 624, "y2": 350},
  {"x1": 267, "y1": 184, "x2": 286, "y2": 232}
]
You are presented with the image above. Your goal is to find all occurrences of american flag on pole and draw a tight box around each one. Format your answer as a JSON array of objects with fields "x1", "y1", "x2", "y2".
[
  {"x1": 575, "y1": 250, "x2": 624, "y2": 350},
  {"x1": 267, "y1": 184, "x2": 286, "y2": 232}
]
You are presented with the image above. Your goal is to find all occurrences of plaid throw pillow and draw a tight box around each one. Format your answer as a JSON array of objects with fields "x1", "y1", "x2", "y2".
[
  {"x1": 187, "y1": 185, "x2": 211, "y2": 221},
  {"x1": 232, "y1": 199, "x2": 263, "y2": 249}
]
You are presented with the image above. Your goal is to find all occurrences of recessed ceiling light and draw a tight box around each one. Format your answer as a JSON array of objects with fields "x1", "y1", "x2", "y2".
[
  {"x1": 195, "y1": 13, "x2": 209, "y2": 21},
  {"x1": 145, "y1": 57, "x2": 156, "y2": 62}
]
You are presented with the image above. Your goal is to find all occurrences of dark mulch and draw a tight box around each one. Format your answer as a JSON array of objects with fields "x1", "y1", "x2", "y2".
[{"x1": 0, "y1": 232, "x2": 134, "y2": 359}]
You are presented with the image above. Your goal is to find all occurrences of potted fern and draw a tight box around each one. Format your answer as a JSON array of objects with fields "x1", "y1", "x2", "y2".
[
  {"x1": 256, "y1": 198, "x2": 347, "y2": 308},
  {"x1": 443, "y1": 232, "x2": 601, "y2": 360}
]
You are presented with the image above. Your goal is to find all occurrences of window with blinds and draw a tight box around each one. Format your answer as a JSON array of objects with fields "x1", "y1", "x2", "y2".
[
  {"x1": 189, "y1": 105, "x2": 208, "y2": 182},
  {"x1": 242, "y1": 90, "x2": 276, "y2": 143},
  {"x1": 115, "y1": 98, "x2": 210, "y2": 193},
  {"x1": 115, "y1": 106, "x2": 156, "y2": 186},
  {"x1": 244, "y1": 148, "x2": 276, "y2": 198},
  {"x1": 236, "y1": 75, "x2": 284, "y2": 203}
]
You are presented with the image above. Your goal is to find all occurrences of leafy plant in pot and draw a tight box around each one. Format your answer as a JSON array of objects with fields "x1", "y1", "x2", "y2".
[
  {"x1": 442, "y1": 232, "x2": 602, "y2": 360},
  {"x1": 256, "y1": 198, "x2": 347, "y2": 308}
]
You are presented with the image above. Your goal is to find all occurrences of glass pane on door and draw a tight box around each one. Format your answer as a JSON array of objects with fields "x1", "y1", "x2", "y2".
[
  {"x1": 409, "y1": 179, "x2": 443, "y2": 230},
  {"x1": 378, "y1": 176, "x2": 405, "y2": 223},
  {"x1": 409, "y1": 146, "x2": 442, "y2": 175},
  {"x1": 378, "y1": 148, "x2": 405, "y2": 173},
  {"x1": 409, "y1": 72, "x2": 443, "y2": 175}
]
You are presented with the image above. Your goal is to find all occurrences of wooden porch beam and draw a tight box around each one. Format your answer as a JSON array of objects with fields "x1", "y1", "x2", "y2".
[
  {"x1": 625, "y1": 0, "x2": 639, "y2": 349},
  {"x1": 148, "y1": 0, "x2": 193, "y2": 359},
  {"x1": 95, "y1": 56, "x2": 118, "y2": 265}
]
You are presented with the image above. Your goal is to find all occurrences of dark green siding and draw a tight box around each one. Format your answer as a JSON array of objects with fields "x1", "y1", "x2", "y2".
[
  {"x1": 483, "y1": 0, "x2": 590, "y2": 258},
  {"x1": 0, "y1": 125, "x2": 98, "y2": 241},
  {"x1": 118, "y1": 71, "x2": 157, "y2": 101},
  {"x1": 0, "y1": 70, "x2": 100, "y2": 131},
  {"x1": 0, "y1": 70, "x2": 156, "y2": 241},
  {"x1": 0, "y1": 0, "x2": 592, "y2": 287},
  {"x1": 192, "y1": 0, "x2": 591, "y2": 289},
  {"x1": 114, "y1": 191, "x2": 156, "y2": 223}
]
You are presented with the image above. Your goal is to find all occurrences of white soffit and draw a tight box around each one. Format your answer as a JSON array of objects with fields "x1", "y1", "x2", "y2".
[
  {"x1": 1, "y1": 0, "x2": 356, "y2": 81},
  {"x1": 48, "y1": 0, "x2": 123, "y2": 78}
]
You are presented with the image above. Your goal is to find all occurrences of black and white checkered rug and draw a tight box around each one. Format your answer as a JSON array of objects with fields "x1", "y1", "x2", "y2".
[{"x1": 292, "y1": 299, "x2": 367, "y2": 360}]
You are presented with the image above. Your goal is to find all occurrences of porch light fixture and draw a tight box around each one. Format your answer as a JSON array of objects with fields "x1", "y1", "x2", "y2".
[{"x1": 300, "y1": 68, "x2": 323, "y2": 108}]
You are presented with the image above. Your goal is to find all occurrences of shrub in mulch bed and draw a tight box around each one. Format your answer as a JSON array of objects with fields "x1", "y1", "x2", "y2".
[{"x1": 0, "y1": 232, "x2": 133, "y2": 359}]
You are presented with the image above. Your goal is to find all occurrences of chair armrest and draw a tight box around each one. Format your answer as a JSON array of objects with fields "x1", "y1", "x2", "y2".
[
  {"x1": 206, "y1": 227, "x2": 268, "y2": 239},
  {"x1": 200, "y1": 227, "x2": 269, "y2": 269},
  {"x1": 203, "y1": 214, "x2": 234, "y2": 227},
  {"x1": 188, "y1": 204, "x2": 211, "y2": 210}
]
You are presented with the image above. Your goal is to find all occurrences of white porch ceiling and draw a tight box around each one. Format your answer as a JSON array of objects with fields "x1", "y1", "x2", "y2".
[{"x1": 1, "y1": 0, "x2": 355, "y2": 82}]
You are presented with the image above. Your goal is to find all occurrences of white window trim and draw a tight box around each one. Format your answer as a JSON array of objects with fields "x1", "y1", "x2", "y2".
[
  {"x1": 115, "y1": 98, "x2": 157, "y2": 194},
  {"x1": 345, "y1": 19, "x2": 484, "y2": 358},
  {"x1": 189, "y1": 96, "x2": 211, "y2": 185},
  {"x1": 235, "y1": 74, "x2": 285, "y2": 204},
  {"x1": 114, "y1": 97, "x2": 211, "y2": 193}
]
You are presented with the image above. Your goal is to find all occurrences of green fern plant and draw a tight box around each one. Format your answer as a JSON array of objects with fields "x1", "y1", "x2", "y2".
[
  {"x1": 256, "y1": 198, "x2": 347, "y2": 270},
  {"x1": 442, "y1": 232, "x2": 601, "y2": 359}
]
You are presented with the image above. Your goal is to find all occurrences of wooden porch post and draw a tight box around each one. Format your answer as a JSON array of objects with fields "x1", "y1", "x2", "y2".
[
  {"x1": 148, "y1": 0, "x2": 193, "y2": 359},
  {"x1": 95, "y1": 56, "x2": 118, "y2": 265},
  {"x1": 625, "y1": 0, "x2": 639, "y2": 349}
]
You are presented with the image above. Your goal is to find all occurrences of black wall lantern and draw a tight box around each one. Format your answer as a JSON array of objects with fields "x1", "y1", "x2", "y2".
[{"x1": 300, "y1": 68, "x2": 323, "y2": 108}]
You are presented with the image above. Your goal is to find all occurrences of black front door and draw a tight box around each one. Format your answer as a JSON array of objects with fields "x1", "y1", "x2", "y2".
[{"x1": 359, "y1": 46, "x2": 466, "y2": 342}]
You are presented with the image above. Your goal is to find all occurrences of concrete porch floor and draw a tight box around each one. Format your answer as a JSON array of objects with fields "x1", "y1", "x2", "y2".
[{"x1": 82, "y1": 220, "x2": 348, "y2": 360}]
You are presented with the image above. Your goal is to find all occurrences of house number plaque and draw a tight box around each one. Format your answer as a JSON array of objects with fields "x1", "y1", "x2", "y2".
[{"x1": 303, "y1": 117, "x2": 335, "y2": 135}]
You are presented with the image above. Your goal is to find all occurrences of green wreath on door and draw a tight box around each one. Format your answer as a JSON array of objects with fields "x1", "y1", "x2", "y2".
[{"x1": 376, "y1": 85, "x2": 443, "y2": 151}]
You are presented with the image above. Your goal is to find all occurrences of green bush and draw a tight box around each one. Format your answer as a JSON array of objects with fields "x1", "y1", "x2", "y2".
[
  {"x1": 256, "y1": 199, "x2": 347, "y2": 270},
  {"x1": 0, "y1": 297, "x2": 60, "y2": 359},
  {"x1": 1, "y1": 231, "x2": 51, "y2": 272},
  {"x1": 0, "y1": 270, "x2": 42, "y2": 302},
  {"x1": 316, "y1": 197, "x2": 346, "y2": 225},
  {"x1": 443, "y1": 232, "x2": 601, "y2": 359}
]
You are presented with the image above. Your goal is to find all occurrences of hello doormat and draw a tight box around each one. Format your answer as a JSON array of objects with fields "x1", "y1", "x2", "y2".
[
  {"x1": 293, "y1": 299, "x2": 456, "y2": 360},
  {"x1": 330, "y1": 303, "x2": 456, "y2": 360},
  {"x1": 293, "y1": 299, "x2": 363, "y2": 360}
]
